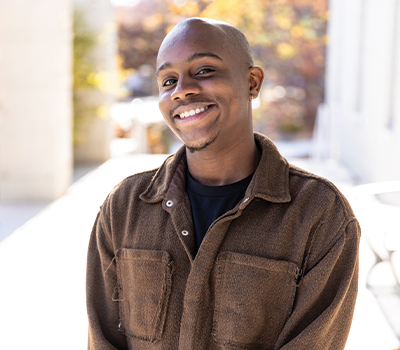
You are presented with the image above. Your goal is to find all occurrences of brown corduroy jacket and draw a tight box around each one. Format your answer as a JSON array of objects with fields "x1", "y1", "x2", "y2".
[{"x1": 86, "y1": 133, "x2": 360, "y2": 350}]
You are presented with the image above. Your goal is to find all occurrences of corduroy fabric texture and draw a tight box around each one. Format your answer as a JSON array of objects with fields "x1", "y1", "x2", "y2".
[{"x1": 86, "y1": 133, "x2": 361, "y2": 350}]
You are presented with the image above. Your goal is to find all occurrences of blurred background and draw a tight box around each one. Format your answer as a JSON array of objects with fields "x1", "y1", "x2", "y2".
[{"x1": 0, "y1": 0, "x2": 399, "y2": 349}]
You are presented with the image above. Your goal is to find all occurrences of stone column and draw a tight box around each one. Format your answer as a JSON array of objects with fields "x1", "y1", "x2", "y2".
[{"x1": 0, "y1": 0, "x2": 73, "y2": 201}]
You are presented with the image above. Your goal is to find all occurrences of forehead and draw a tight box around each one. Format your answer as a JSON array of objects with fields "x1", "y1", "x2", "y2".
[{"x1": 157, "y1": 23, "x2": 231, "y2": 68}]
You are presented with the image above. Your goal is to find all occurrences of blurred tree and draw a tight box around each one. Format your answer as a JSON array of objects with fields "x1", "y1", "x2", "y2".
[
  {"x1": 73, "y1": 8, "x2": 98, "y2": 145},
  {"x1": 73, "y1": 8, "x2": 116, "y2": 149},
  {"x1": 116, "y1": 0, "x2": 328, "y2": 139}
]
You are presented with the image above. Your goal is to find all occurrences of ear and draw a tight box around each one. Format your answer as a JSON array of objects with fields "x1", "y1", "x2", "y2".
[{"x1": 249, "y1": 66, "x2": 264, "y2": 99}]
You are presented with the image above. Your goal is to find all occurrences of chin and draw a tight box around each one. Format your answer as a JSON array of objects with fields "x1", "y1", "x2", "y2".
[{"x1": 184, "y1": 133, "x2": 219, "y2": 154}]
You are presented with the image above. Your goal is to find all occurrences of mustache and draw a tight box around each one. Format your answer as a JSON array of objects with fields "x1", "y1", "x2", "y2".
[{"x1": 170, "y1": 98, "x2": 216, "y2": 118}]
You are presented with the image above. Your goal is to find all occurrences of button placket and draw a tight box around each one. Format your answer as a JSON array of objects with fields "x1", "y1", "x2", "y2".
[{"x1": 168, "y1": 196, "x2": 195, "y2": 262}]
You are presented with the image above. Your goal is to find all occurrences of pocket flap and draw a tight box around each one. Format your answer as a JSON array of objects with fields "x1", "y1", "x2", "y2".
[
  {"x1": 213, "y1": 252, "x2": 298, "y2": 348},
  {"x1": 115, "y1": 249, "x2": 174, "y2": 343},
  {"x1": 218, "y1": 251, "x2": 298, "y2": 276}
]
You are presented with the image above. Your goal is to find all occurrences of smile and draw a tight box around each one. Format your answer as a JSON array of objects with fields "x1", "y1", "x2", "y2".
[
  {"x1": 178, "y1": 106, "x2": 209, "y2": 119},
  {"x1": 173, "y1": 103, "x2": 214, "y2": 119}
]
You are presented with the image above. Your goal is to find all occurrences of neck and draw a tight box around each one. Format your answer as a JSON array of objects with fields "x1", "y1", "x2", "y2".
[{"x1": 186, "y1": 132, "x2": 260, "y2": 186}]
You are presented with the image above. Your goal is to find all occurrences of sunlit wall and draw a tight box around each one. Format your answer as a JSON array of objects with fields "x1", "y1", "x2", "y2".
[
  {"x1": 318, "y1": 0, "x2": 400, "y2": 183},
  {"x1": 0, "y1": 0, "x2": 73, "y2": 201}
]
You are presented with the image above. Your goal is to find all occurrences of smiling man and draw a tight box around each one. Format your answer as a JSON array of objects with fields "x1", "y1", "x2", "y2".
[{"x1": 86, "y1": 18, "x2": 360, "y2": 350}]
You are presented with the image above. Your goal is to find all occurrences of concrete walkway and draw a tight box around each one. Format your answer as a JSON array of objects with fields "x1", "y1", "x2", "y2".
[
  {"x1": 0, "y1": 149, "x2": 399, "y2": 349},
  {"x1": 0, "y1": 153, "x2": 168, "y2": 350}
]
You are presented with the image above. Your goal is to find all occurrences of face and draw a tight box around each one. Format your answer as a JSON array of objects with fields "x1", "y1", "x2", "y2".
[{"x1": 156, "y1": 22, "x2": 255, "y2": 153}]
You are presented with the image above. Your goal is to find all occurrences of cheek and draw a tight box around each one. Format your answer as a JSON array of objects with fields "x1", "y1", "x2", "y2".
[
  {"x1": 158, "y1": 95, "x2": 171, "y2": 118},
  {"x1": 159, "y1": 99, "x2": 179, "y2": 134},
  {"x1": 220, "y1": 83, "x2": 250, "y2": 121},
  {"x1": 220, "y1": 86, "x2": 248, "y2": 111},
  {"x1": 220, "y1": 75, "x2": 248, "y2": 100}
]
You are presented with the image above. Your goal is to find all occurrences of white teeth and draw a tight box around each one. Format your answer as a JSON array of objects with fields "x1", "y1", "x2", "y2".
[{"x1": 179, "y1": 106, "x2": 209, "y2": 119}]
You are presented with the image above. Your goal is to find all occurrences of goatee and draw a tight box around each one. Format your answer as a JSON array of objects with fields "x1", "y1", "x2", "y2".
[{"x1": 185, "y1": 133, "x2": 219, "y2": 153}]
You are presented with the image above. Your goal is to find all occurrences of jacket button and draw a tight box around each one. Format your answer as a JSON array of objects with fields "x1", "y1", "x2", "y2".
[
  {"x1": 166, "y1": 200, "x2": 174, "y2": 207},
  {"x1": 181, "y1": 230, "x2": 189, "y2": 236}
]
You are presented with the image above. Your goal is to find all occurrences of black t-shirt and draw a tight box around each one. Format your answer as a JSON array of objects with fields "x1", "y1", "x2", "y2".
[{"x1": 186, "y1": 171, "x2": 253, "y2": 253}]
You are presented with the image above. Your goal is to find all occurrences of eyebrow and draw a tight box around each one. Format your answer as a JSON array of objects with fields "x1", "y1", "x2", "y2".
[{"x1": 156, "y1": 52, "x2": 223, "y2": 77}]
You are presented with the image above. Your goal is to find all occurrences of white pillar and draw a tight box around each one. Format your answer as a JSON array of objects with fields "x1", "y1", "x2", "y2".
[
  {"x1": 0, "y1": 0, "x2": 73, "y2": 201},
  {"x1": 323, "y1": 0, "x2": 400, "y2": 183}
]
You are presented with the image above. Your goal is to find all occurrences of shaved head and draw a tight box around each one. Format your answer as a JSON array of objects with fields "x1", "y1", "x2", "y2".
[
  {"x1": 157, "y1": 17, "x2": 254, "y2": 70},
  {"x1": 156, "y1": 16, "x2": 264, "y2": 155}
]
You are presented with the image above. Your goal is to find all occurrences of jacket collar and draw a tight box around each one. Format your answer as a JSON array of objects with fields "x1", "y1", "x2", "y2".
[
  {"x1": 248, "y1": 132, "x2": 291, "y2": 203},
  {"x1": 139, "y1": 132, "x2": 291, "y2": 207}
]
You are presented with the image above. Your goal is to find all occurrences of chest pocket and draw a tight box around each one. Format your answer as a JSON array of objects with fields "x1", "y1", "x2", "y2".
[
  {"x1": 115, "y1": 249, "x2": 174, "y2": 342},
  {"x1": 213, "y1": 252, "x2": 298, "y2": 349}
]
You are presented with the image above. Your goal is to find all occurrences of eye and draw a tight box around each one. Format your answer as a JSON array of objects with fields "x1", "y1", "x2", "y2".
[
  {"x1": 197, "y1": 68, "x2": 214, "y2": 75},
  {"x1": 163, "y1": 78, "x2": 177, "y2": 87}
]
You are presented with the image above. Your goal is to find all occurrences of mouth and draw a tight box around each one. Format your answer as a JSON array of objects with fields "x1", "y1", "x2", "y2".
[{"x1": 173, "y1": 104, "x2": 215, "y2": 120}]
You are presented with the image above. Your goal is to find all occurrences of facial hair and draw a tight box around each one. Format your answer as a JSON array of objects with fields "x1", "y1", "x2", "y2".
[{"x1": 185, "y1": 132, "x2": 219, "y2": 153}]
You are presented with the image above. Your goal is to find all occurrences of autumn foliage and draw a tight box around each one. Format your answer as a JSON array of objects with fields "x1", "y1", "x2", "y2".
[{"x1": 116, "y1": 0, "x2": 328, "y2": 140}]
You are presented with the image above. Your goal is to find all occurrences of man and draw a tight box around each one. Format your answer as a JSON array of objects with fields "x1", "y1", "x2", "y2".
[{"x1": 87, "y1": 18, "x2": 360, "y2": 349}]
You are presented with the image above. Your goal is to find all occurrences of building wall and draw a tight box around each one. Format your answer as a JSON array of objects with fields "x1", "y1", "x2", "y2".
[
  {"x1": 318, "y1": 0, "x2": 400, "y2": 183},
  {"x1": 0, "y1": 0, "x2": 73, "y2": 201}
]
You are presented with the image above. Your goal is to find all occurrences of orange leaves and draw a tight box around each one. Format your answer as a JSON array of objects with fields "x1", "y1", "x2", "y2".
[
  {"x1": 115, "y1": 0, "x2": 328, "y2": 138},
  {"x1": 168, "y1": 0, "x2": 200, "y2": 17},
  {"x1": 290, "y1": 25, "x2": 305, "y2": 38},
  {"x1": 276, "y1": 42, "x2": 297, "y2": 59},
  {"x1": 276, "y1": 15, "x2": 293, "y2": 30},
  {"x1": 200, "y1": 0, "x2": 266, "y2": 29},
  {"x1": 143, "y1": 13, "x2": 164, "y2": 32}
]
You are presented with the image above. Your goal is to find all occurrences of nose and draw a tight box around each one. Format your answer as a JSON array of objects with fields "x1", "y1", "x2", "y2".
[{"x1": 171, "y1": 76, "x2": 201, "y2": 101}]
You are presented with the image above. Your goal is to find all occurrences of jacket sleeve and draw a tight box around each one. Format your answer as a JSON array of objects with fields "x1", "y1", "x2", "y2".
[
  {"x1": 275, "y1": 219, "x2": 360, "y2": 350},
  {"x1": 86, "y1": 208, "x2": 128, "y2": 350}
]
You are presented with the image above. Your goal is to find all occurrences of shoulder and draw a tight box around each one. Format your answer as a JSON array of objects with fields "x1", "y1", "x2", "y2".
[
  {"x1": 287, "y1": 164, "x2": 361, "y2": 273},
  {"x1": 94, "y1": 167, "x2": 160, "y2": 239},
  {"x1": 100, "y1": 168, "x2": 159, "y2": 213},
  {"x1": 287, "y1": 163, "x2": 357, "y2": 227},
  {"x1": 112, "y1": 168, "x2": 158, "y2": 197}
]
